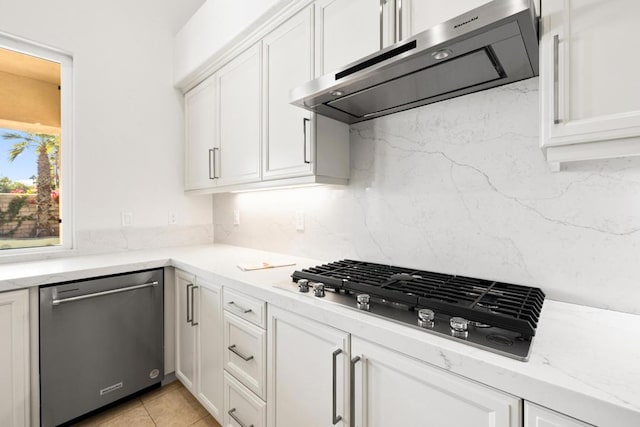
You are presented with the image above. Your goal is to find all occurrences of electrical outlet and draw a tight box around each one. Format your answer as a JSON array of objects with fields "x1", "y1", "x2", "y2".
[
  {"x1": 121, "y1": 212, "x2": 133, "y2": 227},
  {"x1": 233, "y1": 209, "x2": 240, "y2": 226},
  {"x1": 295, "y1": 210, "x2": 305, "y2": 231},
  {"x1": 168, "y1": 211, "x2": 177, "y2": 225}
]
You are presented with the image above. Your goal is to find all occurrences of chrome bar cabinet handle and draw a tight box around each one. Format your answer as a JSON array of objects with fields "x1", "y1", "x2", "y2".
[
  {"x1": 190, "y1": 285, "x2": 199, "y2": 326},
  {"x1": 212, "y1": 147, "x2": 220, "y2": 178},
  {"x1": 228, "y1": 344, "x2": 254, "y2": 361},
  {"x1": 228, "y1": 408, "x2": 253, "y2": 427},
  {"x1": 303, "y1": 117, "x2": 311, "y2": 164},
  {"x1": 208, "y1": 149, "x2": 214, "y2": 180},
  {"x1": 553, "y1": 34, "x2": 560, "y2": 124},
  {"x1": 332, "y1": 349, "x2": 343, "y2": 425},
  {"x1": 52, "y1": 281, "x2": 158, "y2": 306},
  {"x1": 397, "y1": 0, "x2": 403, "y2": 42},
  {"x1": 186, "y1": 283, "x2": 193, "y2": 324},
  {"x1": 227, "y1": 301, "x2": 252, "y2": 314},
  {"x1": 379, "y1": 0, "x2": 386, "y2": 49},
  {"x1": 350, "y1": 356, "x2": 361, "y2": 427}
]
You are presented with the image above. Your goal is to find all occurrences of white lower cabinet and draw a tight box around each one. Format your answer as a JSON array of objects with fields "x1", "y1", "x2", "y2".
[
  {"x1": 0, "y1": 289, "x2": 29, "y2": 427},
  {"x1": 350, "y1": 337, "x2": 522, "y2": 427},
  {"x1": 267, "y1": 306, "x2": 349, "y2": 427},
  {"x1": 266, "y1": 306, "x2": 520, "y2": 427},
  {"x1": 525, "y1": 402, "x2": 592, "y2": 427},
  {"x1": 224, "y1": 371, "x2": 266, "y2": 427},
  {"x1": 175, "y1": 270, "x2": 223, "y2": 423}
]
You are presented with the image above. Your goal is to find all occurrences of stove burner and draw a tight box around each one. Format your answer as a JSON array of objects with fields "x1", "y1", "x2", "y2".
[{"x1": 288, "y1": 259, "x2": 545, "y2": 361}]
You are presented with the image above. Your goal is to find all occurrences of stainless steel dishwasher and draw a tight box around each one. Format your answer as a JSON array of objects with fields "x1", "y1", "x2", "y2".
[{"x1": 39, "y1": 268, "x2": 164, "y2": 426}]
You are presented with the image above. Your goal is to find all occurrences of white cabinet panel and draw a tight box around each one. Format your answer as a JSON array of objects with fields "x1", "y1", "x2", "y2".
[
  {"x1": 223, "y1": 288, "x2": 267, "y2": 329},
  {"x1": 224, "y1": 371, "x2": 266, "y2": 427},
  {"x1": 351, "y1": 337, "x2": 521, "y2": 427},
  {"x1": 267, "y1": 306, "x2": 349, "y2": 427},
  {"x1": 263, "y1": 6, "x2": 314, "y2": 179},
  {"x1": 175, "y1": 270, "x2": 197, "y2": 392},
  {"x1": 216, "y1": 43, "x2": 262, "y2": 186},
  {"x1": 185, "y1": 77, "x2": 216, "y2": 191},
  {"x1": 541, "y1": 0, "x2": 640, "y2": 162},
  {"x1": 175, "y1": 270, "x2": 223, "y2": 423},
  {"x1": 525, "y1": 402, "x2": 592, "y2": 427},
  {"x1": 223, "y1": 312, "x2": 267, "y2": 400},
  {"x1": 0, "y1": 289, "x2": 29, "y2": 427},
  {"x1": 316, "y1": 0, "x2": 390, "y2": 75},
  {"x1": 196, "y1": 280, "x2": 223, "y2": 421}
]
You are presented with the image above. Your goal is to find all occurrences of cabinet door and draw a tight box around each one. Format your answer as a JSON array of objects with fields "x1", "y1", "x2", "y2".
[
  {"x1": 263, "y1": 6, "x2": 314, "y2": 180},
  {"x1": 0, "y1": 289, "x2": 29, "y2": 427},
  {"x1": 525, "y1": 402, "x2": 592, "y2": 427},
  {"x1": 216, "y1": 43, "x2": 262, "y2": 186},
  {"x1": 541, "y1": 0, "x2": 640, "y2": 161},
  {"x1": 185, "y1": 76, "x2": 216, "y2": 190},
  {"x1": 267, "y1": 307, "x2": 349, "y2": 427},
  {"x1": 315, "y1": 0, "x2": 393, "y2": 75},
  {"x1": 175, "y1": 270, "x2": 197, "y2": 392},
  {"x1": 351, "y1": 337, "x2": 521, "y2": 427},
  {"x1": 196, "y1": 279, "x2": 223, "y2": 422}
]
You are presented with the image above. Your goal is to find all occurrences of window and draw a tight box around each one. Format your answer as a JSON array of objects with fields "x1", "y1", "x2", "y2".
[{"x1": 0, "y1": 33, "x2": 73, "y2": 252}]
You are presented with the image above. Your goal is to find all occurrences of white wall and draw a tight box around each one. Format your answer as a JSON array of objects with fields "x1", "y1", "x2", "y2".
[
  {"x1": 0, "y1": 0, "x2": 212, "y2": 252},
  {"x1": 173, "y1": 0, "x2": 285, "y2": 85},
  {"x1": 212, "y1": 78, "x2": 640, "y2": 315}
]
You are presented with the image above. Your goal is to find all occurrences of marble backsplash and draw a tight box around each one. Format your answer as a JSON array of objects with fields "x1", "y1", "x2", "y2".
[
  {"x1": 75, "y1": 224, "x2": 214, "y2": 254},
  {"x1": 213, "y1": 78, "x2": 640, "y2": 314}
]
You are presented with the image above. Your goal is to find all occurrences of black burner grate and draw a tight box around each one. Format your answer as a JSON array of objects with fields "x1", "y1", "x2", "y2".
[{"x1": 292, "y1": 260, "x2": 545, "y2": 337}]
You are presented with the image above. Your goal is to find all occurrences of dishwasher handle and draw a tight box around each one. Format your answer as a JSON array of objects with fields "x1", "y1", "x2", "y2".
[{"x1": 52, "y1": 281, "x2": 159, "y2": 306}]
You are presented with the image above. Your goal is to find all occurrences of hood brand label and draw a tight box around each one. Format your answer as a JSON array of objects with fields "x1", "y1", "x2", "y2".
[{"x1": 454, "y1": 16, "x2": 479, "y2": 29}]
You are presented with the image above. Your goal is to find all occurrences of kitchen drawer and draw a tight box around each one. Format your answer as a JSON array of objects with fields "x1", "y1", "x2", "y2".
[
  {"x1": 223, "y1": 288, "x2": 266, "y2": 328},
  {"x1": 224, "y1": 371, "x2": 266, "y2": 427},
  {"x1": 223, "y1": 312, "x2": 266, "y2": 399}
]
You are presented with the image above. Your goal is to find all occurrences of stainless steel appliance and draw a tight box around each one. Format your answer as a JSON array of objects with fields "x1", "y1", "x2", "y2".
[
  {"x1": 290, "y1": 0, "x2": 539, "y2": 123},
  {"x1": 277, "y1": 260, "x2": 545, "y2": 361},
  {"x1": 39, "y1": 268, "x2": 164, "y2": 426}
]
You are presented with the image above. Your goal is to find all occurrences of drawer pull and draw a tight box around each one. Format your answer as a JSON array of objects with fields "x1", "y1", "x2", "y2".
[
  {"x1": 228, "y1": 301, "x2": 253, "y2": 314},
  {"x1": 228, "y1": 344, "x2": 254, "y2": 361},
  {"x1": 228, "y1": 408, "x2": 253, "y2": 427}
]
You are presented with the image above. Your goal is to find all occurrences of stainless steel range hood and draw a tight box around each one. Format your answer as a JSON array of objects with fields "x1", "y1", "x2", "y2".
[{"x1": 290, "y1": 0, "x2": 538, "y2": 124}]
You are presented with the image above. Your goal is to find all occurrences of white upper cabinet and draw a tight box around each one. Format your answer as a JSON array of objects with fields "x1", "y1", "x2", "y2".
[
  {"x1": 262, "y1": 5, "x2": 350, "y2": 183},
  {"x1": 216, "y1": 43, "x2": 262, "y2": 186},
  {"x1": 184, "y1": 76, "x2": 216, "y2": 191},
  {"x1": 315, "y1": 0, "x2": 394, "y2": 75},
  {"x1": 541, "y1": 0, "x2": 640, "y2": 163},
  {"x1": 351, "y1": 337, "x2": 522, "y2": 427},
  {"x1": 263, "y1": 6, "x2": 314, "y2": 179}
]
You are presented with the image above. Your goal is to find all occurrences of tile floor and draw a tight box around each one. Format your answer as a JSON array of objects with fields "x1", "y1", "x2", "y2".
[{"x1": 74, "y1": 381, "x2": 221, "y2": 427}]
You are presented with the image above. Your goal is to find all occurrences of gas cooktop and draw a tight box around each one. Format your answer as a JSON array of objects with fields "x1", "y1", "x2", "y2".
[{"x1": 276, "y1": 259, "x2": 545, "y2": 361}]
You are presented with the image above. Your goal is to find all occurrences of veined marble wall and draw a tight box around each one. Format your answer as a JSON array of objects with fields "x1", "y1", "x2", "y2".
[{"x1": 212, "y1": 78, "x2": 640, "y2": 314}]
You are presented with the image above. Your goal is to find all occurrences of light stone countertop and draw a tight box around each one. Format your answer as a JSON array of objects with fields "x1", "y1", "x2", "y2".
[{"x1": 1, "y1": 244, "x2": 638, "y2": 427}]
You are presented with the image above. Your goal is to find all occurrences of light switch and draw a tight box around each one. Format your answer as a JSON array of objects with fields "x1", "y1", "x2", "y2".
[
  {"x1": 121, "y1": 212, "x2": 133, "y2": 227},
  {"x1": 233, "y1": 209, "x2": 240, "y2": 226}
]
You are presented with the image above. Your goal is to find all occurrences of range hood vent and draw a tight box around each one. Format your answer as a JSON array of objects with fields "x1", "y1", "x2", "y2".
[{"x1": 290, "y1": 0, "x2": 538, "y2": 124}]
